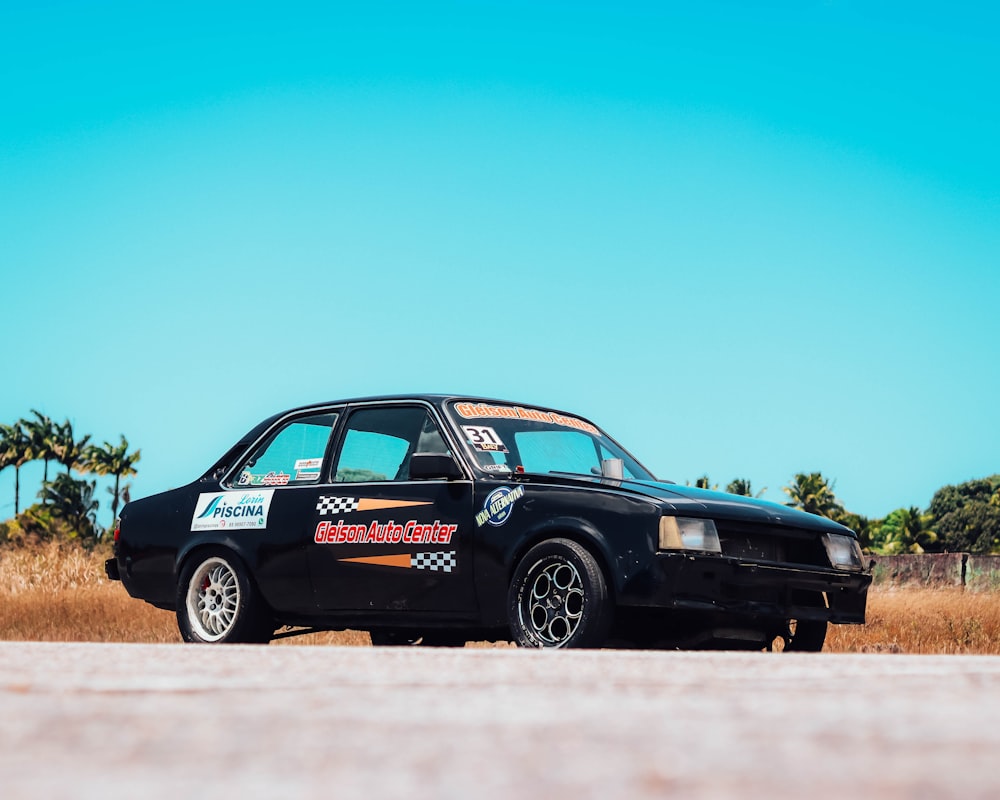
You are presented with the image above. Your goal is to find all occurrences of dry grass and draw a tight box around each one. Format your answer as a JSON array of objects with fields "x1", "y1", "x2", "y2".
[
  {"x1": 0, "y1": 541, "x2": 178, "y2": 643},
  {"x1": 826, "y1": 588, "x2": 1000, "y2": 654},
  {"x1": 3, "y1": 542, "x2": 999, "y2": 653}
]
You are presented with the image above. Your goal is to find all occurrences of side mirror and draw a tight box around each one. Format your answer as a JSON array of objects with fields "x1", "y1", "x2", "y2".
[
  {"x1": 600, "y1": 458, "x2": 624, "y2": 479},
  {"x1": 409, "y1": 453, "x2": 464, "y2": 481}
]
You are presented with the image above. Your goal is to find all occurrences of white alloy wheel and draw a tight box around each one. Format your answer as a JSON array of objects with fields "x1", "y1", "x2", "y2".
[{"x1": 185, "y1": 556, "x2": 242, "y2": 642}]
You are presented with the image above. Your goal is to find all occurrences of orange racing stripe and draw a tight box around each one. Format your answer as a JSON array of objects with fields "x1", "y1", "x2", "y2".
[
  {"x1": 355, "y1": 499, "x2": 432, "y2": 512},
  {"x1": 339, "y1": 554, "x2": 412, "y2": 569}
]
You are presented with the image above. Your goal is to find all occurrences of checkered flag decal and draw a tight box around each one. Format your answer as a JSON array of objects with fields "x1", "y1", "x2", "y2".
[
  {"x1": 411, "y1": 551, "x2": 456, "y2": 573},
  {"x1": 316, "y1": 496, "x2": 358, "y2": 516}
]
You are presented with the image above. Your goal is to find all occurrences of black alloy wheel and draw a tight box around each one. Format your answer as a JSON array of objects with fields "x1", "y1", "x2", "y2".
[{"x1": 507, "y1": 538, "x2": 612, "y2": 649}]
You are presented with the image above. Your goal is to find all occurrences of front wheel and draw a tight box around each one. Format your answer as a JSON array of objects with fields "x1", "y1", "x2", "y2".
[
  {"x1": 176, "y1": 550, "x2": 273, "y2": 644},
  {"x1": 507, "y1": 538, "x2": 612, "y2": 649}
]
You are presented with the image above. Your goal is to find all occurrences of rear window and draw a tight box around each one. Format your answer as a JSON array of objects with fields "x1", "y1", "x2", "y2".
[{"x1": 232, "y1": 413, "x2": 338, "y2": 487}]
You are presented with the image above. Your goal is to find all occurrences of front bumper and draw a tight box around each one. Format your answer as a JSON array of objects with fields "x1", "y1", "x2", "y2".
[{"x1": 624, "y1": 552, "x2": 871, "y2": 624}]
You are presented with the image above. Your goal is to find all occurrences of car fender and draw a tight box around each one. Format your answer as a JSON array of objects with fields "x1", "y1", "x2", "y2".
[
  {"x1": 175, "y1": 534, "x2": 259, "y2": 581},
  {"x1": 505, "y1": 515, "x2": 642, "y2": 598}
]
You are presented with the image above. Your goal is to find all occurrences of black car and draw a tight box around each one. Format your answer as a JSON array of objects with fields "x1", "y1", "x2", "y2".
[{"x1": 107, "y1": 395, "x2": 871, "y2": 650}]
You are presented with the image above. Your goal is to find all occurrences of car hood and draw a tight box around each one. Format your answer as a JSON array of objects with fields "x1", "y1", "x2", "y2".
[
  {"x1": 625, "y1": 479, "x2": 851, "y2": 533},
  {"x1": 529, "y1": 474, "x2": 853, "y2": 535}
]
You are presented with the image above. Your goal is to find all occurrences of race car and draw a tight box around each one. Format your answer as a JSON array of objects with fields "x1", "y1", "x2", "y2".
[{"x1": 106, "y1": 394, "x2": 871, "y2": 650}]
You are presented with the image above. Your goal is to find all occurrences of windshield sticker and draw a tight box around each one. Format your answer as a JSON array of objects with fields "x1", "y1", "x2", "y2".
[
  {"x1": 295, "y1": 470, "x2": 321, "y2": 482},
  {"x1": 482, "y1": 463, "x2": 512, "y2": 473},
  {"x1": 316, "y1": 496, "x2": 432, "y2": 515},
  {"x1": 294, "y1": 457, "x2": 324, "y2": 471},
  {"x1": 314, "y1": 519, "x2": 457, "y2": 545},
  {"x1": 462, "y1": 425, "x2": 509, "y2": 453},
  {"x1": 191, "y1": 490, "x2": 275, "y2": 531},
  {"x1": 454, "y1": 402, "x2": 599, "y2": 435},
  {"x1": 476, "y1": 485, "x2": 525, "y2": 527},
  {"x1": 238, "y1": 471, "x2": 290, "y2": 487},
  {"x1": 337, "y1": 551, "x2": 456, "y2": 573}
]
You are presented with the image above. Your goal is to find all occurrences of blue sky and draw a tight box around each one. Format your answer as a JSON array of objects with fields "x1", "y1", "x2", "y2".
[{"x1": 2, "y1": 1, "x2": 998, "y2": 526}]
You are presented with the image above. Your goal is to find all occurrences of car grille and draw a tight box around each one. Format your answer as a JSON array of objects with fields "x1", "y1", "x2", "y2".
[{"x1": 715, "y1": 522, "x2": 830, "y2": 569}]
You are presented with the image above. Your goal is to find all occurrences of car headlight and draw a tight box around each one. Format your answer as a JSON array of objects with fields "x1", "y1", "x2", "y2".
[
  {"x1": 658, "y1": 516, "x2": 721, "y2": 553},
  {"x1": 822, "y1": 533, "x2": 865, "y2": 572}
]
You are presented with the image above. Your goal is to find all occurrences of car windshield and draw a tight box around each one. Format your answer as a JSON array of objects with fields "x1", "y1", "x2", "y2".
[{"x1": 446, "y1": 401, "x2": 655, "y2": 481}]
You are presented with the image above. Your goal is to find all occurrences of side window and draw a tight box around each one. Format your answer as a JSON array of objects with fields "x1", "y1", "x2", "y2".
[
  {"x1": 333, "y1": 406, "x2": 449, "y2": 483},
  {"x1": 233, "y1": 413, "x2": 338, "y2": 487}
]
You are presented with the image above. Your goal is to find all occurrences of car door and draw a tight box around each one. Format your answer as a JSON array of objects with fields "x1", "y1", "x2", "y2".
[
  {"x1": 221, "y1": 408, "x2": 343, "y2": 615},
  {"x1": 305, "y1": 403, "x2": 477, "y2": 615}
]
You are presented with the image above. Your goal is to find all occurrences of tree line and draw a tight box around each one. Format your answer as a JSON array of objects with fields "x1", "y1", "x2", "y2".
[
  {"x1": 3, "y1": 412, "x2": 996, "y2": 554},
  {"x1": 693, "y1": 471, "x2": 1000, "y2": 555},
  {"x1": 0, "y1": 410, "x2": 140, "y2": 544}
]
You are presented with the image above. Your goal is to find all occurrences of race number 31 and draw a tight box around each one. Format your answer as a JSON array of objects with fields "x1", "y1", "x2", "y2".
[{"x1": 461, "y1": 425, "x2": 509, "y2": 453}]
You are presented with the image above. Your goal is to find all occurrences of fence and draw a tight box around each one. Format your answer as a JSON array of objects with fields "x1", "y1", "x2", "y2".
[{"x1": 872, "y1": 554, "x2": 1000, "y2": 591}]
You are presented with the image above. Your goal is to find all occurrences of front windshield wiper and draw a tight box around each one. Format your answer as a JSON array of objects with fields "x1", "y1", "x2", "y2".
[{"x1": 548, "y1": 470, "x2": 606, "y2": 480}]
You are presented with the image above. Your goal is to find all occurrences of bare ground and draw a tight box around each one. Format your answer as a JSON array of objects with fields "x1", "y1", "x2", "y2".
[{"x1": 1, "y1": 642, "x2": 1000, "y2": 799}]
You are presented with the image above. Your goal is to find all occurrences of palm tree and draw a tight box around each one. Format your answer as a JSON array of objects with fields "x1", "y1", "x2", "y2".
[
  {"x1": 783, "y1": 472, "x2": 844, "y2": 519},
  {"x1": 725, "y1": 478, "x2": 767, "y2": 498},
  {"x1": 879, "y1": 507, "x2": 938, "y2": 555},
  {"x1": 52, "y1": 419, "x2": 91, "y2": 477},
  {"x1": 24, "y1": 409, "x2": 58, "y2": 491},
  {"x1": 39, "y1": 473, "x2": 101, "y2": 543},
  {"x1": 82, "y1": 435, "x2": 141, "y2": 525},
  {"x1": 0, "y1": 422, "x2": 32, "y2": 516}
]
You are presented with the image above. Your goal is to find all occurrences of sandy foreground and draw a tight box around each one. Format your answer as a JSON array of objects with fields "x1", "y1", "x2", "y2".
[{"x1": 1, "y1": 642, "x2": 998, "y2": 799}]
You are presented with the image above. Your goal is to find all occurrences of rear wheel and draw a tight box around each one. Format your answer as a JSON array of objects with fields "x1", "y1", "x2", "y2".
[
  {"x1": 176, "y1": 550, "x2": 273, "y2": 644},
  {"x1": 508, "y1": 538, "x2": 612, "y2": 649}
]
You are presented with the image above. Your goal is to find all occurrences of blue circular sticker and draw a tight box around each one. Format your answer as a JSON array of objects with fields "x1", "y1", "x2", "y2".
[{"x1": 477, "y1": 485, "x2": 526, "y2": 527}]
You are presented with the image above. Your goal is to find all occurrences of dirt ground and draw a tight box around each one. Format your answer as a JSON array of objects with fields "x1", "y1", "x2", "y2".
[{"x1": 1, "y1": 642, "x2": 999, "y2": 799}]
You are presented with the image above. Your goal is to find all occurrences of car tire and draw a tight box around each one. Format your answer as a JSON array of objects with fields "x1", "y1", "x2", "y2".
[
  {"x1": 176, "y1": 549, "x2": 273, "y2": 644},
  {"x1": 776, "y1": 619, "x2": 828, "y2": 652},
  {"x1": 508, "y1": 538, "x2": 612, "y2": 649}
]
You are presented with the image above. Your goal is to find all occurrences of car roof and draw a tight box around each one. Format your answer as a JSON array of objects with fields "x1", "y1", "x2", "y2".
[{"x1": 279, "y1": 394, "x2": 593, "y2": 419}]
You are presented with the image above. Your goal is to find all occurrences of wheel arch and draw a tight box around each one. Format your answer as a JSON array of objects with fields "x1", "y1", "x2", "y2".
[
  {"x1": 506, "y1": 517, "x2": 619, "y2": 601},
  {"x1": 175, "y1": 536, "x2": 258, "y2": 582}
]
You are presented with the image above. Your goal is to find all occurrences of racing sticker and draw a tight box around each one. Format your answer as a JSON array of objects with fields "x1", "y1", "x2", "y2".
[
  {"x1": 475, "y1": 485, "x2": 525, "y2": 527},
  {"x1": 461, "y1": 425, "x2": 509, "y2": 453},
  {"x1": 237, "y1": 471, "x2": 290, "y2": 487},
  {"x1": 314, "y1": 518, "x2": 457, "y2": 545},
  {"x1": 191, "y1": 490, "x2": 275, "y2": 531},
  {"x1": 338, "y1": 551, "x2": 457, "y2": 573},
  {"x1": 294, "y1": 458, "x2": 323, "y2": 482},
  {"x1": 315, "y1": 496, "x2": 431, "y2": 515},
  {"x1": 454, "y1": 402, "x2": 599, "y2": 435}
]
